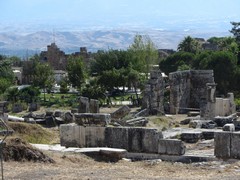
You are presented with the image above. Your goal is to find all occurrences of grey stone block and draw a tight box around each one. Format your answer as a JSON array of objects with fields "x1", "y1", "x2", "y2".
[
  {"x1": 105, "y1": 127, "x2": 129, "y2": 150},
  {"x1": 231, "y1": 132, "x2": 240, "y2": 159},
  {"x1": 78, "y1": 96, "x2": 89, "y2": 113},
  {"x1": 110, "y1": 106, "x2": 131, "y2": 120},
  {"x1": 85, "y1": 127, "x2": 106, "y2": 147},
  {"x1": 60, "y1": 124, "x2": 81, "y2": 148},
  {"x1": 158, "y1": 139, "x2": 185, "y2": 155},
  {"x1": 223, "y1": 123, "x2": 235, "y2": 132},
  {"x1": 181, "y1": 132, "x2": 202, "y2": 143},
  {"x1": 214, "y1": 132, "x2": 231, "y2": 158},
  {"x1": 89, "y1": 99, "x2": 99, "y2": 113},
  {"x1": 189, "y1": 120, "x2": 202, "y2": 128},
  {"x1": 74, "y1": 113, "x2": 111, "y2": 126},
  {"x1": 128, "y1": 128, "x2": 161, "y2": 153},
  {"x1": 105, "y1": 127, "x2": 162, "y2": 153}
]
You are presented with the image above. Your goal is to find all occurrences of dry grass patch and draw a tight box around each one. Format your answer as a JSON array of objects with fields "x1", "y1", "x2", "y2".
[{"x1": 7, "y1": 121, "x2": 59, "y2": 144}]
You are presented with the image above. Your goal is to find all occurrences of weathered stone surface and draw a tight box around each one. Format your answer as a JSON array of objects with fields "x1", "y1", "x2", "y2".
[
  {"x1": 78, "y1": 96, "x2": 89, "y2": 113},
  {"x1": 105, "y1": 127, "x2": 129, "y2": 150},
  {"x1": 45, "y1": 110, "x2": 54, "y2": 116},
  {"x1": 134, "y1": 108, "x2": 148, "y2": 118},
  {"x1": 64, "y1": 112, "x2": 74, "y2": 123},
  {"x1": 201, "y1": 120, "x2": 217, "y2": 129},
  {"x1": 71, "y1": 108, "x2": 78, "y2": 114},
  {"x1": 214, "y1": 114, "x2": 237, "y2": 127},
  {"x1": 54, "y1": 110, "x2": 64, "y2": 118},
  {"x1": 110, "y1": 106, "x2": 130, "y2": 120},
  {"x1": 60, "y1": 124, "x2": 76, "y2": 148},
  {"x1": 128, "y1": 128, "x2": 161, "y2": 153},
  {"x1": 142, "y1": 69, "x2": 165, "y2": 115},
  {"x1": 85, "y1": 127, "x2": 106, "y2": 147},
  {"x1": 223, "y1": 123, "x2": 235, "y2": 132},
  {"x1": 24, "y1": 117, "x2": 36, "y2": 124},
  {"x1": 45, "y1": 116, "x2": 56, "y2": 127},
  {"x1": 0, "y1": 112, "x2": 8, "y2": 121},
  {"x1": 158, "y1": 139, "x2": 185, "y2": 155},
  {"x1": 189, "y1": 120, "x2": 202, "y2": 128},
  {"x1": 181, "y1": 132, "x2": 202, "y2": 143},
  {"x1": 233, "y1": 119, "x2": 240, "y2": 131},
  {"x1": 125, "y1": 117, "x2": 148, "y2": 127},
  {"x1": 231, "y1": 132, "x2": 240, "y2": 159},
  {"x1": 201, "y1": 130, "x2": 215, "y2": 140},
  {"x1": 12, "y1": 103, "x2": 23, "y2": 113},
  {"x1": 214, "y1": 132, "x2": 231, "y2": 158},
  {"x1": 28, "y1": 103, "x2": 40, "y2": 112},
  {"x1": 60, "y1": 124, "x2": 105, "y2": 148},
  {"x1": 55, "y1": 117, "x2": 65, "y2": 126},
  {"x1": 0, "y1": 101, "x2": 9, "y2": 113},
  {"x1": 89, "y1": 99, "x2": 99, "y2": 113},
  {"x1": 105, "y1": 127, "x2": 162, "y2": 153},
  {"x1": 187, "y1": 111, "x2": 200, "y2": 117},
  {"x1": 74, "y1": 113, "x2": 111, "y2": 126},
  {"x1": 61, "y1": 125, "x2": 163, "y2": 153},
  {"x1": 99, "y1": 148, "x2": 127, "y2": 161},
  {"x1": 169, "y1": 70, "x2": 214, "y2": 115}
]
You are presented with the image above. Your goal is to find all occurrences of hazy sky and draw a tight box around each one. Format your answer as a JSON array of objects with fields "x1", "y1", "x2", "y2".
[{"x1": 1, "y1": 0, "x2": 240, "y2": 30}]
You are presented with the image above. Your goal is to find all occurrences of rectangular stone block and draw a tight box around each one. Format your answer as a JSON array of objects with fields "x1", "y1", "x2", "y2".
[
  {"x1": 78, "y1": 96, "x2": 89, "y2": 113},
  {"x1": 105, "y1": 127, "x2": 129, "y2": 150},
  {"x1": 74, "y1": 113, "x2": 111, "y2": 126},
  {"x1": 110, "y1": 106, "x2": 131, "y2": 120},
  {"x1": 85, "y1": 127, "x2": 106, "y2": 147},
  {"x1": 158, "y1": 139, "x2": 185, "y2": 155},
  {"x1": 128, "y1": 128, "x2": 162, "y2": 153},
  {"x1": 214, "y1": 132, "x2": 231, "y2": 158},
  {"x1": 89, "y1": 99, "x2": 99, "y2": 113},
  {"x1": 60, "y1": 124, "x2": 79, "y2": 148},
  {"x1": 231, "y1": 132, "x2": 240, "y2": 159},
  {"x1": 140, "y1": 128, "x2": 162, "y2": 153},
  {"x1": 60, "y1": 124, "x2": 105, "y2": 148}
]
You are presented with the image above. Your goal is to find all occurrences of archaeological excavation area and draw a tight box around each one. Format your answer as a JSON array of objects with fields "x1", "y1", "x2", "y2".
[{"x1": 58, "y1": 69, "x2": 240, "y2": 162}]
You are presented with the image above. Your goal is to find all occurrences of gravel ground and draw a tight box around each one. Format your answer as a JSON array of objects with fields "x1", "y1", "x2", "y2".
[{"x1": 2, "y1": 151, "x2": 240, "y2": 180}]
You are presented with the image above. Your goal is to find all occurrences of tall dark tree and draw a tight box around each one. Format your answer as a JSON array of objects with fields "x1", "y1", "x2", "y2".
[
  {"x1": 67, "y1": 56, "x2": 86, "y2": 90},
  {"x1": 0, "y1": 56, "x2": 15, "y2": 94},
  {"x1": 178, "y1": 36, "x2": 201, "y2": 54},
  {"x1": 230, "y1": 22, "x2": 240, "y2": 62},
  {"x1": 159, "y1": 52, "x2": 195, "y2": 74},
  {"x1": 193, "y1": 51, "x2": 238, "y2": 95},
  {"x1": 33, "y1": 62, "x2": 54, "y2": 101}
]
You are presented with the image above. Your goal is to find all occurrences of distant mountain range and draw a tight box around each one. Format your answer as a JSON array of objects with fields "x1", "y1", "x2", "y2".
[{"x1": 0, "y1": 28, "x2": 231, "y2": 58}]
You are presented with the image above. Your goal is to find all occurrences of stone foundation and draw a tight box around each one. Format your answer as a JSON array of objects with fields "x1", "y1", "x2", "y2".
[
  {"x1": 214, "y1": 132, "x2": 240, "y2": 159},
  {"x1": 60, "y1": 124, "x2": 187, "y2": 155}
]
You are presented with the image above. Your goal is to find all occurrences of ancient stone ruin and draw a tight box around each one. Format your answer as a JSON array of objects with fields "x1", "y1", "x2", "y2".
[
  {"x1": 169, "y1": 70, "x2": 215, "y2": 115},
  {"x1": 60, "y1": 124, "x2": 185, "y2": 155},
  {"x1": 142, "y1": 68, "x2": 165, "y2": 115},
  {"x1": 142, "y1": 69, "x2": 236, "y2": 120}
]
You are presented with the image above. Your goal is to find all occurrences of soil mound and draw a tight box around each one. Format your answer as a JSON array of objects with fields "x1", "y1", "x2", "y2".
[{"x1": 2, "y1": 138, "x2": 55, "y2": 163}]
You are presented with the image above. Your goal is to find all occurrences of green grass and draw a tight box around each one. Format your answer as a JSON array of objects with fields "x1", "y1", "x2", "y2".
[{"x1": 39, "y1": 93, "x2": 79, "y2": 108}]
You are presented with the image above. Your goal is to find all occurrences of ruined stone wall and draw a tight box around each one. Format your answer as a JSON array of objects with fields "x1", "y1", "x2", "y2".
[
  {"x1": 142, "y1": 68, "x2": 164, "y2": 115},
  {"x1": 169, "y1": 70, "x2": 214, "y2": 114},
  {"x1": 169, "y1": 71, "x2": 191, "y2": 114}
]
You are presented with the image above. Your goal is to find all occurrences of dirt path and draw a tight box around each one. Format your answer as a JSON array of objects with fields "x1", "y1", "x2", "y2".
[{"x1": 3, "y1": 151, "x2": 240, "y2": 180}]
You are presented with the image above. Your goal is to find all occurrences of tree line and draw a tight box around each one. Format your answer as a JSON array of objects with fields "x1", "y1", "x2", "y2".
[{"x1": 0, "y1": 22, "x2": 240, "y2": 105}]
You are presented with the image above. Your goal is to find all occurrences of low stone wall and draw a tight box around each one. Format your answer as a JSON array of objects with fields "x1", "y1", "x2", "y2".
[
  {"x1": 105, "y1": 127, "x2": 162, "y2": 153},
  {"x1": 74, "y1": 113, "x2": 111, "y2": 126},
  {"x1": 60, "y1": 124, "x2": 186, "y2": 155},
  {"x1": 158, "y1": 139, "x2": 185, "y2": 155},
  {"x1": 60, "y1": 124, "x2": 105, "y2": 148},
  {"x1": 214, "y1": 132, "x2": 240, "y2": 159}
]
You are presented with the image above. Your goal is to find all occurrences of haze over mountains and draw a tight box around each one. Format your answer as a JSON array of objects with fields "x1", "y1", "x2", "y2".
[{"x1": 0, "y1": 18, "x2": 232, "y2": 57}]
